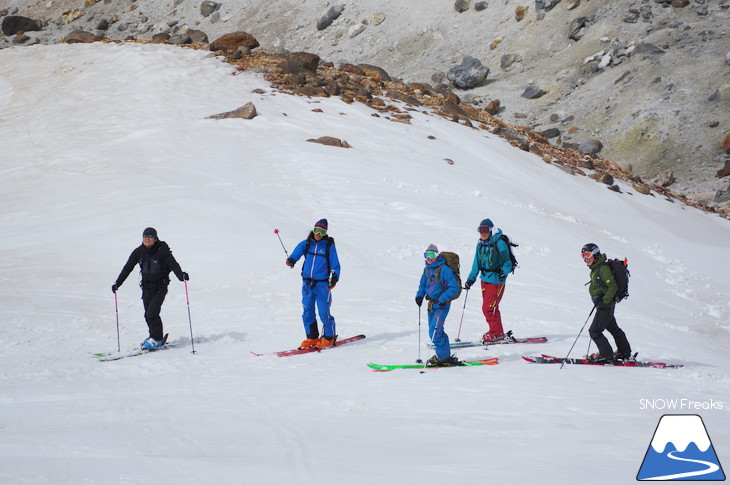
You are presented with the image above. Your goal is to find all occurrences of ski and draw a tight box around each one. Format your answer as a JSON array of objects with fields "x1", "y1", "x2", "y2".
[
  {"x1": 436, "y1": 331, "x2": 547, "y2": 349},
  {"x1": 251, "y1": 334, "x2": 366, "y2": 357},
  {"x1": 367, "y1": 357, "x2": 499, "y2": 371},
  {"x1": 91, "y1": 334, "x2": 172, "y2": 362},
  {"x1": 522, "y1": 354, "x2": 683, "y2": 368},
  {"x1": 446, "y1": 336, "x2": 547, "y2": 349}
]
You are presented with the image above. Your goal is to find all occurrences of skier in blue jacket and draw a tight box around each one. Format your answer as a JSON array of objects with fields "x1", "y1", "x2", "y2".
[
  {"x1": 286, "y1": 219, "x2": 341, "y2": 350},
  {"x1": 415, "y1": 244, "x2": 461, "y2": 366}
]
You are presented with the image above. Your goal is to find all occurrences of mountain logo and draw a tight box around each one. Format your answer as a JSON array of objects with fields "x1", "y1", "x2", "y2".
[{"x1": 637, "y1": 414, "x2": 726, "y2": 481}]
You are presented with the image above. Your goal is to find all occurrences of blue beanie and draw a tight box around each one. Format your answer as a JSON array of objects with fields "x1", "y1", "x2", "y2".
[
  {"x1": 314, "y1": 219, "x2": 328, "y2": 230},
  {"x1": 479, "y1": 219, "x2": 493, "y2": 228}
]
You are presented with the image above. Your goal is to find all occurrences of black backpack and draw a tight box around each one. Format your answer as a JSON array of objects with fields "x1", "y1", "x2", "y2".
[{"x1": 602, "y1": 258, "x2": 630, "y2": 302}]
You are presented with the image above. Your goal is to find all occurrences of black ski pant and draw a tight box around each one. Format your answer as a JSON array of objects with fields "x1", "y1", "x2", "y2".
[
  {"x1": 142, "y1": 283, "x2": 168, "y2": 341},
  {"x1": 589, "y1": 303, "x2": 631, "y2": 359}
]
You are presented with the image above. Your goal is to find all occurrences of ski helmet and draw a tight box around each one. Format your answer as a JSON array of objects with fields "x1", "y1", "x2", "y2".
[{"x1": 581, "y1": 243, "x2": 600, "y2": 256}]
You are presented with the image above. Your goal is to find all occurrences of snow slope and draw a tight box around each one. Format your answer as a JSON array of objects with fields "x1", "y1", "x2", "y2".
[{"x1": 0, "y1": 42, "x2": 728, "y2": 485}]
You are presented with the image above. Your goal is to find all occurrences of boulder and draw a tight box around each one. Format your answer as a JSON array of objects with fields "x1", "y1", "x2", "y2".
[
  {"x1": 447, "y1": 56, "x2": 489, "y2": 89},
  {"x1": 358, "y1": 64, "x2": 391, "y2": 82},
  {"x1": 455, "y1": 0, "x2": 471, "y2": 13},
  {"x1": 317, "y1": 5, "x2": 344, "y2": 31},
  {"x1": 207, "y1": 102, "x2": 257, "y2": 120},
  {"x1": 577, "y1": 139, "x2": 603, "y2": 154},
  {"x1": 210, "y1": 32, "x2": 260, "y2": 54},
  {"x1": 200, "y1": 1, "x2": 221, "y2": 17},
  {"x1": 2, "y1": 15, "x2": 42, "y2": 35},
  {"x1": 307, "y1": 136, "x2": 351, "y2": 148},
  {"x1": 521, "y1": 85, "x2": 547, "y2": 99},
  {"x1": 65, "y1": 29, "x2": 105, "y2": 43}
]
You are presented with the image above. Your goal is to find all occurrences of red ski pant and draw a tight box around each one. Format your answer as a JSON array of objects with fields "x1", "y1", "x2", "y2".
[{"x1": 481, "y1": 281, "x2": 505, "y2": 338}]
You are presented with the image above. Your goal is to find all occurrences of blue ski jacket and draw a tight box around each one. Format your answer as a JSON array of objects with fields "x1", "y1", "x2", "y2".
[
  {"x1": 466, "y1": 228, "x2": 513, "y2": 285},
  {"x1": 290, "y1": 235, "x2": 341, "y2": 282},
  {"x1": 416, "y1": 256, "x2": 459, "y2": 307}
]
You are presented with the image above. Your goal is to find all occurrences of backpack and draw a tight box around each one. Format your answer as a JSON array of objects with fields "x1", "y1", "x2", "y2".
[
  {"x1": 602, "y1": 258, "x2": 630, "y2": 302},
  {"x1": 479, "y1": 235, "x2": 519, "y2": 274},
  {"x1": 432, "y1": 251, "x2": 462, "y2": 303},
  {"x1": 499, "y1": 235, "x2": 519, "y2": 274},
  {"x1": 303, "y1": 236, "x2": 335, "y2": 280}
]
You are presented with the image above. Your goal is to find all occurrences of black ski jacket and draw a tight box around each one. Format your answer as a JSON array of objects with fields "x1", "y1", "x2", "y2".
[{"x1": 115, "y1": 240, "x2": 184, "y2": 289}]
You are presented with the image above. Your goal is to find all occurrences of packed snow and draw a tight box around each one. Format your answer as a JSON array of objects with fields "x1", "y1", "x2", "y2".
[{"x1": 0, "y1": 42, "x2": 728, "y2": 484}]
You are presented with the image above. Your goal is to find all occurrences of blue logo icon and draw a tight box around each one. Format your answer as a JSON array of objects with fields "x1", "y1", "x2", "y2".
[{"x1": 637, "y1": 414, "x2": 725, "y2": 481}]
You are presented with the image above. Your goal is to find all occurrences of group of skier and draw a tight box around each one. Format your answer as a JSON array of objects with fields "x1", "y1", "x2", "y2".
[{"x1": 111, "y1": 218, "x2": 631, "y2": 366}]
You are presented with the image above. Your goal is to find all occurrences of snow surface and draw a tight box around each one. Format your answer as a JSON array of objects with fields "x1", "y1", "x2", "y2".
[{"x1": 0, "y1": 42, "x2": 728, "y2": 485}]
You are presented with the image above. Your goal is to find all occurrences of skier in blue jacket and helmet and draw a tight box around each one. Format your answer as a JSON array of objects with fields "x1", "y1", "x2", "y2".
[
  {"x1": 286, "y1": 219, "x2": 341, "y2": 350},
  {"x1": 415, "y1": 244, "x2": 462, "y2": 367}
]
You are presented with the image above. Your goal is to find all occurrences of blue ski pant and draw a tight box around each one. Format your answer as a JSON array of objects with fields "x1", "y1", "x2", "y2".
[
  {"x1": 428, "y1": 304, "x2": 451, "y2": 360},
  {"x1": 301, "y1": 280, "x2": 336, "y2": 338}
]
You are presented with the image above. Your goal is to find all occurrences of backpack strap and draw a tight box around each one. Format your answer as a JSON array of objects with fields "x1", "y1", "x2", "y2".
[
  {"x1": 303, "y1": 237, "x2": 334, "y2": 280},
  {"x1": 478, "y1": 239, "x2": 502, "y2": 274}
]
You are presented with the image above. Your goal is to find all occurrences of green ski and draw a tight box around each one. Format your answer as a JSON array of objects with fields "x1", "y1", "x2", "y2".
[{"x1": 367, "y1": 357, "x2": 499, "y2": 371}]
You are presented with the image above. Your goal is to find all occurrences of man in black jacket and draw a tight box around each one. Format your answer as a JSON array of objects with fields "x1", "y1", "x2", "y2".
[{"x1": 112, "y1": 227, "x2": 189, "y2": 350}]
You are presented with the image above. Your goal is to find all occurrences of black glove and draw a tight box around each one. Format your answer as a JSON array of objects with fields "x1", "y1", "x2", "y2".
[
  {"x1": 415, "y1": 296, "x2": 423, "y2": 307},
  {"x1": 328, "y1": 273, "x2": 339, "y2": 289},
  {"x1": 499, "y1": 271, "x2": 506, "y2": 281},
  {"x1": 111, "y1": 284, "x2": 118, "y2": 293},
  {"x1": 592, "y1": 295, "x2": 602, "y2": 306},
  {"x1": 285, "y1": 257, "x2": 295, "y2": 267},
  {"x1": 464, "y1": 279, "x2": 475, "y2": 290},
  {"x1": 182, "y1": 272, "x2": 189, "y2": 281}
]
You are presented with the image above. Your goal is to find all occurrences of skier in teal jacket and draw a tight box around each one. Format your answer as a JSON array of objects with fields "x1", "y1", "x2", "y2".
[{"x1": 465, "y1": 218, "x2": 513, "y2": 343}]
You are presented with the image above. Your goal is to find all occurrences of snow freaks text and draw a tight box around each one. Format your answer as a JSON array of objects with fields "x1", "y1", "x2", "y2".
[{"x1": 640, "y1": 399, "x2": 724, "y2": 411}]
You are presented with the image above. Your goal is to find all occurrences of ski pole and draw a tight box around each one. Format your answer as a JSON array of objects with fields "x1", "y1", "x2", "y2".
[
  {"x1": 114, "y1": 291, "x2": 121, "y2": 353},
  {"x1": 420, "y1": 306, "x2": 441, "y2": 374},
  {"x1": 416, "y1": 305, "x2": 423, "y2": 363},
  {"x1": 274, "y1": 229, "x2": 294, "y2": 269},
  {"x1": 560, "y1": 305, "x2": 596, "y2": 369},
  {"x1": 274, "y1": 229, "x2": 290, "y2": 257},
  {"x1": 454, "y1": 288, "x2": 469, "y2": 342},
  {"x1": 184, "y1": 280, "x2": 196, "y2": 354}
]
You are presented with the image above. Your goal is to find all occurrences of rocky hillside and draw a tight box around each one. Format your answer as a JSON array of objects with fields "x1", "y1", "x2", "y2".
[{"x1": 2, "y1": 0, "x2": 729, "y2": 214}]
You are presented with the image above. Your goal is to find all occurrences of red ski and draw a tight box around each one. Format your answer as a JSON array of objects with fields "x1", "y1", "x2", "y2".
[
  {"x1": 522, "y1": 354, "x2": 683, "y2": 368},
  {"x1": 251, "y1": 334, "x2": 366, "y2": 357}
]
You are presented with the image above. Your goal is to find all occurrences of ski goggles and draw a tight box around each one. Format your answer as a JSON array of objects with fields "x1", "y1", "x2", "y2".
[
  {"x1": 313, "y1": 227, "x2": 327, "y2": 236},
  {"x1": 581, "y1": 251, "x2": 594, "y2": 261},
  {"x1": 478, "y1": 226, "x2": 492, "y2": 234},
  {"x1": 424, "y1": 251, "x2": 439, "y2": 259}
]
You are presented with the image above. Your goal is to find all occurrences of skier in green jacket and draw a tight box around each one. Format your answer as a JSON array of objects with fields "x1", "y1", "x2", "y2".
[{"x1": 582, "y1": 243, "x2": 632, "y2": 362}]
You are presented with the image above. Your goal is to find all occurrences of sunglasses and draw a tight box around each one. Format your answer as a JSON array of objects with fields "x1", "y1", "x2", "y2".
[
  {"x1": 424, "y1": 251, "x2": 438, "y2": 259},
  {"x1": 478, "y1": 226, "x2": 492, "y2": 233},
  {"x1": 313, "y1": 227, "x2": 327, "y2": 236}
]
